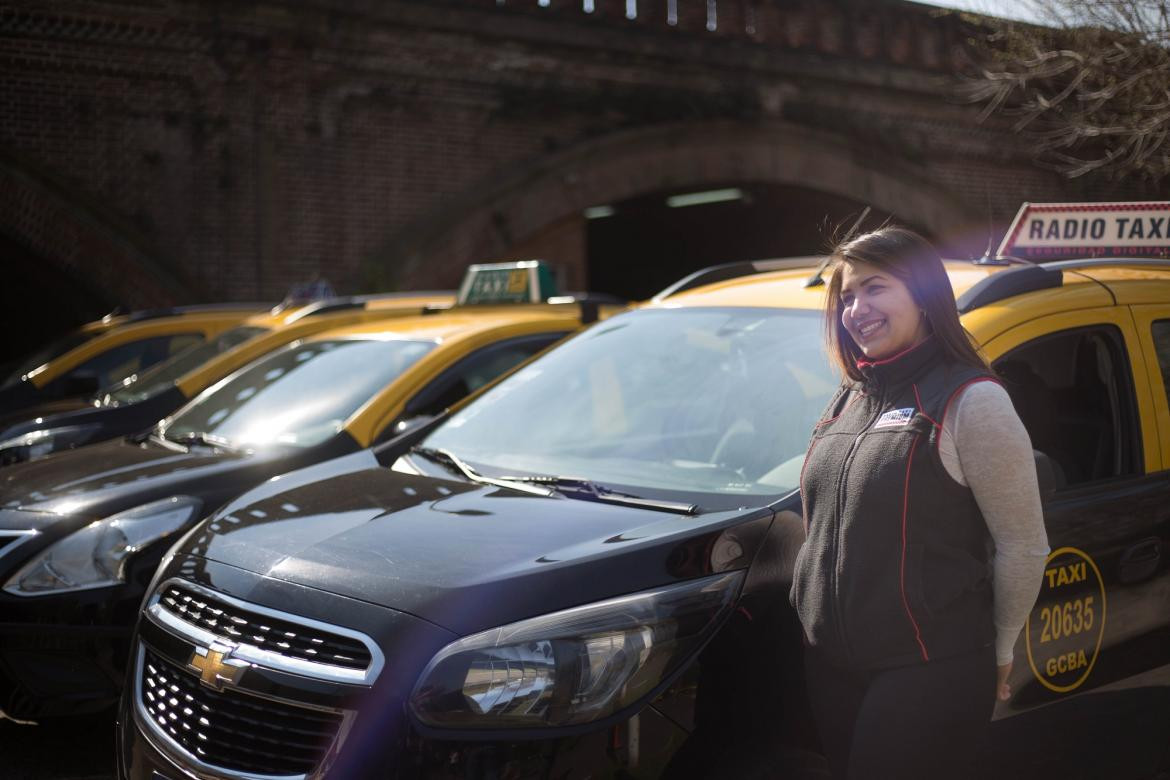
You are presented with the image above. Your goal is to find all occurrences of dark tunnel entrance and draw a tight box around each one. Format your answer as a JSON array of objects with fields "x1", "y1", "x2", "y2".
[
  {"x1": 585, "y1": 182, "x2": 924, "y2": 301},
  {"x1": 0, "y1": 233, "x2": 111, "y2": 370}
]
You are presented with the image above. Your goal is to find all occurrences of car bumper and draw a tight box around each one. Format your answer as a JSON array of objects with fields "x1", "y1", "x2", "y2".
[
  {"x1": 118, "y1": 557, "x2": 695, "y2": 780},
  {"x1": 0, "y1": 620, "x2": 127, "y2": 719},
  {"x1": 0, "y1": 507, "x2": 172, "y2": 719},
  {"x1": 119, "y1": 687, "x2": 689, "y2": 780}
]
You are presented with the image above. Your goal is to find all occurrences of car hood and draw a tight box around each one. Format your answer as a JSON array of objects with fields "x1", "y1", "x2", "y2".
[
  {"x1": 0, "y1": 437, "x2": 251, "y2": 518},
  {"x1": 182, "y1": 452, "x2": 773, "y2": 636},
  {"x1": 0, "y1": 398, "x2": 94, "y2": 437},
  {"x1": 0, "y1": 385, "x2": 185, "y2": 440}
]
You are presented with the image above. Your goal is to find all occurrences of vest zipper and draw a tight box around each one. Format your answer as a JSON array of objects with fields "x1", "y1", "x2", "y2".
[{"x1": 832, "y1": 389, "x2": 883, "y2": 665}]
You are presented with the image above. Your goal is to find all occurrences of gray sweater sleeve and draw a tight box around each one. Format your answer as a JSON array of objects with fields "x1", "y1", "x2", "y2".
[{"x1": 938, "y1": 380, "x2": 1050, "y2": 666}]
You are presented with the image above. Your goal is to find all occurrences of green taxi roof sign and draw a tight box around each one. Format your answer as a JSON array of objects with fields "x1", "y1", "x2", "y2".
[{"x1": 457, "y1": 260, "x2": 560, "y2": 305}]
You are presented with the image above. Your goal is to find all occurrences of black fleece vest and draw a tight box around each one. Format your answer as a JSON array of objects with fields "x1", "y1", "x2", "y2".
[{"x1": 790, "y1": 337, "x2": 998, "y2": 669}]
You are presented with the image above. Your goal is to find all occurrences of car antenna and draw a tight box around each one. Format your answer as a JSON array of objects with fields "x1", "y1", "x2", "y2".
[
  {"x1": 804, "y1": 206, "x2": 871, "y2": 288},
  {"x1": 972, "y1": 191, "x2": 1010, "y2": 266}
]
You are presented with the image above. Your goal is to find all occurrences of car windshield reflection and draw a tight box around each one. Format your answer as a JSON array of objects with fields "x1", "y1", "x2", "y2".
[
  {"x1": 161, "y1": 337, "x2": 435, "y2": 450},
  {"x1": 419, "y1": 307, "x2": 835, "y2": 509},
  {"x1": 106, "y1": 325, "x2": 269, "y2": 405}
]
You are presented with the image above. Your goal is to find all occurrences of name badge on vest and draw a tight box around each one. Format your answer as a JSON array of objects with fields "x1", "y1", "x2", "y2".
[{"x1": 873, "y1": 407, "x2": 915, "y2": 430}]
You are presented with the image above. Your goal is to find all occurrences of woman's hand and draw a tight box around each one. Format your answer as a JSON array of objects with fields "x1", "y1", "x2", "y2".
[{"x1": 996, "y1": 662, "x2": 1012, "y2": 701}]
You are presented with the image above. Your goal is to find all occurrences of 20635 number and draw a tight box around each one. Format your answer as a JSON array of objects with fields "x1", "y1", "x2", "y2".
[{"x1": 1039, "y1": 596, "x2": 1095, "y2": 643}]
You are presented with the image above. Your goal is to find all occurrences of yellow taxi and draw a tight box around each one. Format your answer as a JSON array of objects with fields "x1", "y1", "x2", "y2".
[
  {"x1": 0, "y1": 293, "x2": 454, "y2": 465},
  {"x1": 143, "y1": 292, "x2": 457, "y2": 410},
  {"x1": 114, "y1": 220, "x2": 1169, "y2": 779},
  {"x1": 644, "y1": 230, "x2": 1170, "y2": 776},
  {"x1": 0, "y1": 265, "x2": 619, "y2": 721},
  {"x1": 2, "y1": 310, "x2": 130, "y2": 382},
  {"x1": 0, "y1": 304, "x2": 264, "y2": 415}
]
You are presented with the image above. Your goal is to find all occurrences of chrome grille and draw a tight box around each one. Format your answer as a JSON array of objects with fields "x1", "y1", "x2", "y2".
[
  {"x1": 141, "y1": 648, "x2": 342, "y2": 777},
  {"x1": 158, "y1": 582, "x2": 371, "y2": 671}
]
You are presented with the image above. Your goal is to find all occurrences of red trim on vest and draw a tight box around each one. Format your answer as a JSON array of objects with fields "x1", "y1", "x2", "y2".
[
  {"x1": 937, "y1": 376, "x2": 1004, "y2": 453},
  {"x1": 900, "y1": 434, "x2": 931, "y2": 663},
  {"x1": 855, "y1": 337, "x2": 932, "y2": 369},
  {"x1": 912, "y1": 383, "x2": 941, "y2": 429}
]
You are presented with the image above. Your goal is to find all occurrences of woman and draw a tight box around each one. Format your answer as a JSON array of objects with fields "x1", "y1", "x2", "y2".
[{"x1": 790, "y1": 227, "x2": 1049, "y2": 779}]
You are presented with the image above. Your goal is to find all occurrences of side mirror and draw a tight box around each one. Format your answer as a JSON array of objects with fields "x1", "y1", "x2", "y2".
[
  {"x1": 1033, "y1": 450, "x2": 1064, "y2": 499},
  {"x1": 63, "y1": 373, "x2": 101, "y2": 397}
]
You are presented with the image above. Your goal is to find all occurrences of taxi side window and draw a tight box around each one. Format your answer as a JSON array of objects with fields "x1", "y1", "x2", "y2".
[
  {"x1": 994, "y1": 325, "x2": 1140, "y2": 489},
  {"x1": 47, "y1": 333, "x2": 202, "y2": 395},
  {"x1": 167, "y1": 333, "x2": 203, "y2": 355},
  {"x1": 402, "y1": 333, "x2": 568, "y2": 421},
  {"x1": 1152, "y1": 320, "x2": 1170, "y2": 410}
]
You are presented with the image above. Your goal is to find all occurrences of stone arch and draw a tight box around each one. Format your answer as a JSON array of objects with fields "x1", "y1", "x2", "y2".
[
  {"x1": 366, "y1": 120, "x2": 976, "y2": 289},
  {"x1": 0, "y1": 151, "x2": 194, "y2": 310}
]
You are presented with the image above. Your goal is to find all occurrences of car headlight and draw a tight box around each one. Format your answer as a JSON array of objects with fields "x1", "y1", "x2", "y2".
[
  {"x1": 3, "y1": 496, "x2": 202, "y2": 596},
  {"x1": 0, "y1": 423, "x2": 103, "y2": 466},
  {"x1": 409, "y1": 570, "x2": 744, "y2": 730}
]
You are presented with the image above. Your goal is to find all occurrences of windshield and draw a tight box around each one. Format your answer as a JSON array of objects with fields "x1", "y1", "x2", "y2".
[
  {"x1": 106, "y1": 326, "x2": 268, "y2": 404},
  {"x1": 162, "y1": 337, "x2": 435, "y2": 450},
  {"x1": 420, "y1": 307, "x2": 837, "y2": 509},
  {"x1": 2, "y1": 329, "x2": 98, "y2": 388}
]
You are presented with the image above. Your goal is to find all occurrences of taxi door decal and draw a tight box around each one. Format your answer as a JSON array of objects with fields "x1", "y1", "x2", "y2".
[{"x1": 1024, "y1": 546, "x2": 1107, "y2": 693}]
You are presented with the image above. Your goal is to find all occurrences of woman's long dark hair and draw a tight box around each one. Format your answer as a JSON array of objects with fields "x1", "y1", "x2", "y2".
[{"x1": 824, "y1": 226, "x2": 988, "y2": 382}]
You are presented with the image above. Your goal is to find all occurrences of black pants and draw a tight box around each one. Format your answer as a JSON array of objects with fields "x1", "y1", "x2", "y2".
[{"x1": 804, "y1": 645, "x2": 997, "y2": 780}]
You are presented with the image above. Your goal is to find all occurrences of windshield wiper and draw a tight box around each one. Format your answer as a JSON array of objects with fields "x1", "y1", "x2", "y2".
[
  {"x1": 409, "y1": 447, "x2": 554, "y2": 497},
  {"x1": 410, "y1": 448, "x2": 699, "y2": 514},
  {"x1": 492, "y1": 474, "x2": 699, "y2": 515},
  {"x1": 164, "y1": 431, "x2": 242, "y2": 453}
]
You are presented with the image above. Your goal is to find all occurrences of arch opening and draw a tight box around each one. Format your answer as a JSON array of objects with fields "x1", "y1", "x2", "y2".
[
  {"x1": 0, "y1": 232, "x2": 112, "y2": 369},
  {"x1": 583, "y1": 182, "x2": 922, "y2": 300},
  {"x1": 372, "y1": 121, "x2": 975, "y2": 297}
]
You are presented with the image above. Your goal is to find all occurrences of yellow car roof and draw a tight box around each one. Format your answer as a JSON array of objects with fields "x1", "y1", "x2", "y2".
[
  {"x1": 25, "y1": 309, "x2": 260, "y2": 387},
  {"x1": 307, "y1": 304, "x2": 593, "y2": 344},
  {"x1": 365, "y1": 294, "x2": 457, "y2": 312},
  {"x1": 652, "y1": 261, "x2": 1019, "y2": 311},
  {"x1": 1071, "y1": 263, "x2": 1170, "y2": 305},
  {"x1": 643, "y1": 256, "x2": 1170, "y2": 353},
  {"x1": 241, "y1": 293, "x2": 455, "y2": 329},
  {"x1": 81, "y1": 316, "x2": 127, "y2": 336},
  {"x1": 648, "y1": 259, "x2": 1141, "y2": 311},
  {"x1": 76, "y1": 304, "x2": 263, "y2": 333},
  {"x1": 170, "y1": 294, "x2": 456, "y2": 397}
]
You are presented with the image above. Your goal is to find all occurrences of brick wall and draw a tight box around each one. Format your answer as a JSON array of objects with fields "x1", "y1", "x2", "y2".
[{"x1": 0, "y1": 0, "x2": 1161, "y2": 309}]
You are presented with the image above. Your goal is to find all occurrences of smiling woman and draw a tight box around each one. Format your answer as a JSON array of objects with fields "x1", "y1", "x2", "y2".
[
  {"x1": 838, "y1": 262, "x2": 930, "y2": 359},
  {"x1": 791, "y1": 227, "x2": 1049, "y2": 780},
  {"x1": 823, "y1": 228, "x2": 988, "y2": 381}
]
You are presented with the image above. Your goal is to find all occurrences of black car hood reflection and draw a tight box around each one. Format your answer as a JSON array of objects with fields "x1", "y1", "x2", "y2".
[
  {"x1": 0, "y1": 397, "x2": 94, "y2": 436},
  {"x1": 182, "y1": 455, "x2": 767, "y2": 636},
  {"x1": 0, "y1": 437, "x2": 251, "y2": 517}
]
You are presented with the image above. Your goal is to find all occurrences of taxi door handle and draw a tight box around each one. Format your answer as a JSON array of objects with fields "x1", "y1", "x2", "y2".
[{"x1": 1118, "y1": 538, "x2": 1161, "y2": 585}]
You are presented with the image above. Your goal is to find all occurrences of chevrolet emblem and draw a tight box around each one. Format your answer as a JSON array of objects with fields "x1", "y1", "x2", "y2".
[{"x1": 187, "y1": 643, "x2": 246, "y2": 691}]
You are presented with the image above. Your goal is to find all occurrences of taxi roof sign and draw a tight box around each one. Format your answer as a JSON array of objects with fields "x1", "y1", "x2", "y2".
[
  {"x1": 998, "y1": 201, "x2": 1170, "y2": 261},
  {"x1": 457, "y1": 260, "x2": 560, "y2": 305}
]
